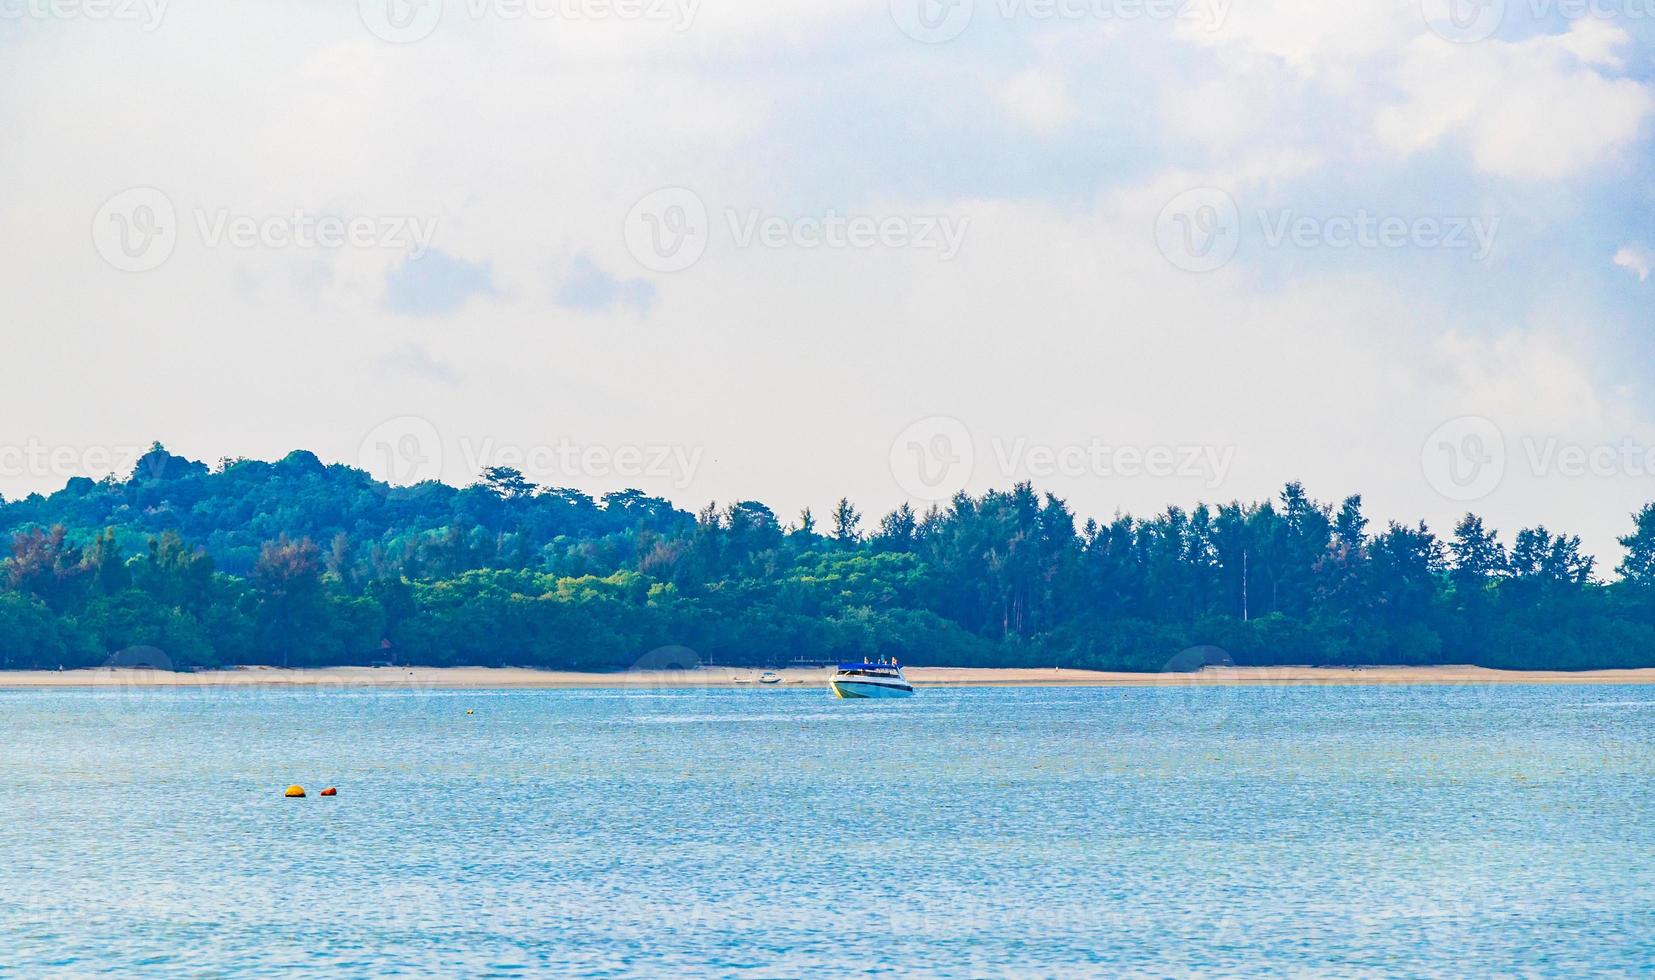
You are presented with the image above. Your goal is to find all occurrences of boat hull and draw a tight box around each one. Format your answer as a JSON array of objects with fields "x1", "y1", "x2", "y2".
[{"x1": 830, "y1": 679, "x2": 915, "y2": 699}]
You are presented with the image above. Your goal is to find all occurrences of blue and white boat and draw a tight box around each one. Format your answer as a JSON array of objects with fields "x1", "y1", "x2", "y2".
[{"x1": 829, "y1": 660, "x2": 914, "y2": 699}]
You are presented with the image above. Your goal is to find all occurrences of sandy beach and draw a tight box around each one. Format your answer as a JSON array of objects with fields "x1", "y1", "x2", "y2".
[{"x1": 0, "y1": 664, "x2": 1651, "y2": 689}]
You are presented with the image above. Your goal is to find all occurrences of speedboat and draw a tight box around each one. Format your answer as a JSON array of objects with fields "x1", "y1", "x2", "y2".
[
  {"x1": 758, "y1": 671, "x2": 781, "y2": 685},
  {"x1": 829, "y1": 659, "x2": 914, "y2": 699}
]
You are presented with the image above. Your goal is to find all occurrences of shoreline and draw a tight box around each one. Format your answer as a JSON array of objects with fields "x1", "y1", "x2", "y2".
[{"x1": 0, "y1": 664, "x2": 1651, "y2": 689}]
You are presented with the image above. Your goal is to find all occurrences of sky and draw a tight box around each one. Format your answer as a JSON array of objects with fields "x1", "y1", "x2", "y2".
[{"x1": 1, "y1": 0, "x2": 1653, "y2": 565}]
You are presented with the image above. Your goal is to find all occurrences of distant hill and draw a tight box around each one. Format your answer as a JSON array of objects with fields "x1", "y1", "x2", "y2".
[{"x1": 2, "y1": 443, "x2": 1653, "y2": 672}]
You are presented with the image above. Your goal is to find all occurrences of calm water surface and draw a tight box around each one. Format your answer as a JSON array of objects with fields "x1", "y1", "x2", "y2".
[{"x1": 0, "y1": 683, "x2": 1650, "y2": 976}]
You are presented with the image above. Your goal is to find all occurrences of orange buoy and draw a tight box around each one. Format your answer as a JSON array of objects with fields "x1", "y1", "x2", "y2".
[
  {"x1": 285, "y1": 785, "x2": 306, "y2": 798},
  {"x1": 319, "y1": 787, "x2": 338, "y2": 797}
]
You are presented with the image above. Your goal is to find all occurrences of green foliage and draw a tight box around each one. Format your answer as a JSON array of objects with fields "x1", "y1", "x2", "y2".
[
  {"x1": 2, "y1": 445, "x2": 1654, "y2": 672},
  {"x1": 0, "y1": 591, "x2": 74, "y2": 668}
]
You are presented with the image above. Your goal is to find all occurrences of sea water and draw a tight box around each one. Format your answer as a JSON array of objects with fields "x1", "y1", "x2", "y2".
[{"x1": 0, "y1": 682, "x2": 1650, "y2": 976}]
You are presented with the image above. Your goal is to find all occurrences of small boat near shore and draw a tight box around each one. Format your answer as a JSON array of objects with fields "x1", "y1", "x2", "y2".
[
  {"x1": 829, "y1": 659, "x2": 914, "y2": 699},
  {"x1": 758, "y1": 671, "x2": 781, "y2": 685}
]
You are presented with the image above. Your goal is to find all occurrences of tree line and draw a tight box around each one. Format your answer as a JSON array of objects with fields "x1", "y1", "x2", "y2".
[{"x1": 3, "y1": 443, "x2": 1654, "y2": 672}]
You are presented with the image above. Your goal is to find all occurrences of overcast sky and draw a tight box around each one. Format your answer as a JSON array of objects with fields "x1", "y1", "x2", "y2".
[{"x1": 3, "y1": 0, "x2": 1653, "y2": 562}]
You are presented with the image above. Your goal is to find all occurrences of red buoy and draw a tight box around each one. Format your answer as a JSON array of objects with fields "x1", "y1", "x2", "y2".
[{"x1": 319, "y1": 787, "x2": 338, "y2": 797}]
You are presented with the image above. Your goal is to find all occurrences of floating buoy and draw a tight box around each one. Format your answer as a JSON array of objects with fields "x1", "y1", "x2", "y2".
[
  {"x1": 285, "y1": 785, "x2": 306, "y2": 798},
  {"x1": 466, "y1": 709, "x2": 474, "y2": 715},
  {"x1": 319, "y1": 787, "x2": 338, "y2": 797}
]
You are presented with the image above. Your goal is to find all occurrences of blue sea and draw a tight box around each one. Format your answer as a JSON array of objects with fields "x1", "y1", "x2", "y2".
[{"x1": 1, "y1": 681, "x2": 1651, "y2": 977}]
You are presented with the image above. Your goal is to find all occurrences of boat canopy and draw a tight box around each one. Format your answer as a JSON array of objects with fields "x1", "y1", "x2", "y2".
[{"x1": 835, "y1": 663, "x2": 902, "y2": 673}]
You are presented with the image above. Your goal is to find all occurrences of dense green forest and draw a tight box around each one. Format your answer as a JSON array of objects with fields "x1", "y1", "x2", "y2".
[{"x1": 2, "y1": 443, "x2": 1654, "y2": 672}]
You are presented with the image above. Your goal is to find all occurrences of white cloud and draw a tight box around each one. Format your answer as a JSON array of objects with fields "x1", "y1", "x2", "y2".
[
  {"x1": 1169, "y1": 5, "x2": 1653, "y2": 181},
  {"x1": 994, "y1": 68, "x2": 1079, "y2": 133},
  {"x1": 1433, "y1": 328, "x2": 1610, "y2": 433},
  {"x1": 1613, "y1": 245, "x2": 1653, "y2": 282},
  {"x1": 1376, "y1": 21, "x2": 1654, "y2": 180},
  {"x1": 1174, "y1": 0, "x2": 1410, "y2": 82}
]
